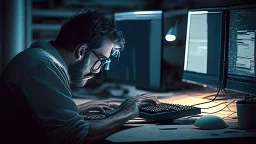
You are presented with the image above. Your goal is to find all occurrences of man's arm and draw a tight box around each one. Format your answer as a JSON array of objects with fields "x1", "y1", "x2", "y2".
[
  {"x1": 84, "y1": 94, "x2": 159, "y2": 142},
  {"x1": 21, "y1": 62, "x2": 89, "y2": 144},
  {"x1": 84, "y1": 98, "x2": 139, "y2": 142}
]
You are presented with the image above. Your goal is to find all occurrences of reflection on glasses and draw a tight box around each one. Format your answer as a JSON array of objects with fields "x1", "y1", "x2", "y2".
[{"x1": 88, "y1": 47, "x2": 109, "y2": 73}]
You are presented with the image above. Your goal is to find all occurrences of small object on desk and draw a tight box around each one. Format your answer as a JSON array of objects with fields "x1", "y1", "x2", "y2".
[
  {"x1": 194, "y1": 115, "x2": 229, "y2": 130},
  {"x1": 139, "y1": 102, "x2": 201, "y2": 121},
  {"x1": 236, "y1": 100, "x2": 256, "y2": 129}
]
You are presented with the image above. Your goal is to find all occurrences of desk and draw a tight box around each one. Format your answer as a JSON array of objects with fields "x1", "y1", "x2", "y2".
[
  {"x1": 72, "y1": 83, "x2": 256, "y2": 143},
  {"x1": 107, "y1": 122, "x2": 256, "y2": 143}
]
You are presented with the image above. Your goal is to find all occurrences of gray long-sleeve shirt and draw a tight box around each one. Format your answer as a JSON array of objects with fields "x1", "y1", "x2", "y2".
[{"x1": 0, "y1": 41, "x2": 89, "y2": 144}]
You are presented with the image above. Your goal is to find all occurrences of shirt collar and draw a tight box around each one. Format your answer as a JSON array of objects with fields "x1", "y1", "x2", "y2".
[{"x1": 29, "y1": 40, "x2": 68, "y2": 70}]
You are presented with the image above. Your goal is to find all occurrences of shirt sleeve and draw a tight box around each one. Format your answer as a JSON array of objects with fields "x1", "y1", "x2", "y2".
[{"x1": 21, "y1": 61, "x2": 89, "y2": 144}]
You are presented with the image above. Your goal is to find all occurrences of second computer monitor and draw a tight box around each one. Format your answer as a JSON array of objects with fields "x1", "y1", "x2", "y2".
[
  {"x1": 183, "y1": 8, "x2": 228, "y2": 88},
  {"x1": 225, "y1": 5, "x2": 256, "y2": 95},
  {"x1": 106, "y1": 11, "x2": 163, "y2": 90}
]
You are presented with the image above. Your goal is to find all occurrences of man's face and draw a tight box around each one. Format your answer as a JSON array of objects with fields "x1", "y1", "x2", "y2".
[{"x1": 68, "y1": 40, "x2": 113, "y2": 88}]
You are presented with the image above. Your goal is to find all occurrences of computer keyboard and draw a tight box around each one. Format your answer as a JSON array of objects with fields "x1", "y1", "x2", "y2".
[
  {"x1": 139, "y1": 103, "x2": 201, "y2": 121},
  {"x1": 84, "y1": 102, "x2": 201, "y2": 121}
]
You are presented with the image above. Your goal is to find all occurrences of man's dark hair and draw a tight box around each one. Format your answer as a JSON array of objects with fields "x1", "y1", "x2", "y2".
[{"x1": 54, "y1": 9, "x2": 125, "y2": 57}]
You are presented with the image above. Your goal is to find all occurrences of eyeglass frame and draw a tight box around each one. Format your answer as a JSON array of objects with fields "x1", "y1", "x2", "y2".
[{"x1": 87, "y1": 46, "x2": 109, "y2": 73}]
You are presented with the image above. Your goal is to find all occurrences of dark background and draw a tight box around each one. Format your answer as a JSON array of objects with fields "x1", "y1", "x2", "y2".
[{"x1": 1, "y1": 0, "x2": 256, "y2": 89}]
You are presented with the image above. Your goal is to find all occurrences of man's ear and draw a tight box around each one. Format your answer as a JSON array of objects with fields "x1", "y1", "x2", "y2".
[{"x1": 75, "y1": 44, "x2": 87, "y2": 61}]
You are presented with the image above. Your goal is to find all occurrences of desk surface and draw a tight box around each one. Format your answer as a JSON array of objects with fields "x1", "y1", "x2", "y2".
[
  {"x1": 72, "y1": 83, "x2": 254, "y2": 143},
  {"x1": 107, "y1": 122, "x2": 256, "y2": 143},
  {"x1": 73, "y1": 83, "x2": 240, "y2": 119}
]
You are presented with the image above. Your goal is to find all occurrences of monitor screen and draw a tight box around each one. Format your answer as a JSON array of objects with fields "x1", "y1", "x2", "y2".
[
  {"x1": 106, "y1": 11, "x2": 163, "y2": 90},
  {"x1": 226, "y1": 5, "x2": 256, "y2": 95},
  {"x1": 183, "y1": 8, "x2": 227, "y2": 88}
]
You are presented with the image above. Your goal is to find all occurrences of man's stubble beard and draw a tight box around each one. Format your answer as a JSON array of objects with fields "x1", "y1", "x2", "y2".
[{"x1": 68, "y1": 52, "x2": 91, "y2": 88}]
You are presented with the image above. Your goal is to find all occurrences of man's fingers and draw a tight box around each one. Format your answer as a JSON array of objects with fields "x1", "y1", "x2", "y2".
[
  {"x1": 79, "y1": 100, "x2": 110, "y2": 106},
  {"x1": 135, "y1": 94, "x2": 160, "y2": 104},
  {"x1": 138, "y1": 93, "x2": 151, "y2": 97},
  {"x1": 135, "y1": 93, "x2": 153, "y2": 99},
  {"x1": 89, "y1": 101, "x2": 110, "y2": 106},
  {"x1": 134, "y1": 94, "x2": 159, "y2": 101},
  {"x1": 141, "y1": 99, "x2": 157, "y2": 104},
  {"x1": 96, "y1": 106, "x2": 105, "y2": 112},
  {"x1": 101, "y1": 105, "x2": 113, "y2": 110},
  {"x1": 80, "y1": 105, "x2": 106, "y2": 114},
  {"x1": 140, "y1": 98, "x2": 160, "y2": 105},
  {"x1": 109, "y1": 103, "x2": 119, "y2": 108},
  {"x1": 151, "y1": 96, "x2": 160, "y2": 104}
]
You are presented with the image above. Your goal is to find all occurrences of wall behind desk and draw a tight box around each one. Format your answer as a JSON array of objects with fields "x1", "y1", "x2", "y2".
[
  {"x1": 0, "y1": 0, "x2": 3, "y2": 75},
  {"x1": 0, "y1": 0, "x2": 31, "y2": 75}
]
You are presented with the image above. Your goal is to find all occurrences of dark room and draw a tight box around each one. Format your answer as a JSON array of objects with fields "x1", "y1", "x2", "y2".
[{"x1": 1, "y1": 0, "x2": 256, "y2": 144}]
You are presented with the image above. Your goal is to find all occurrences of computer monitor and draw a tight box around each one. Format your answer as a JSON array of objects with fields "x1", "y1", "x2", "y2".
[
  {"x1": 182, "y1": 8, "x2": 228, "y2": 89},
  {"x1": 225, "y1": 5, "x2": 256, "y2": 95},
  {"x1": 106, "y1": 10, "x2": 164, "y2": 91}
]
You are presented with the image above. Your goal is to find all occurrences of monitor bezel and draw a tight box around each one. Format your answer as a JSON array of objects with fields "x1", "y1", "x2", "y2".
[{"x1": 182, "y1": 7, "x2": 228, "y2": 89}]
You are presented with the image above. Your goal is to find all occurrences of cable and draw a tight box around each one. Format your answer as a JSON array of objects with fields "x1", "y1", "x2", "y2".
[
  {"x1": 201, "y1": 98, "x2": 237, "y2": 114},
  {"x1": 221, "y1": 89, "x2": 230, "y2": 97},
  {"x1": 222, "y1": 89, "x2": 239, "y2": 98},
  {"x1": 191, "y1": 84, "x2": 222, "y2": 107},
  {"x1": 223, "y1": 112, "x2": 237, "y2": 120},
  {"x1": 221, "y1": 89, "x2": 237, "y2": 113},
  {"x1": 222, "y1": 89, "x2": 240, "y2": 113},
  {"x1": 200, "y1": 101, "x2": 228, "y2": 109},
  {"x1": 211, "y1": 83, "x2": 222, "y2": 101},
  {"x1": 178, "y1": 81, "x2": 239, "y2": 115},
  {"x1": 221, "y1": 109, "x2": 236, "y2": 113},
  {"x1": 178, "y1": 83, "x2": 223, "y2": 107}
]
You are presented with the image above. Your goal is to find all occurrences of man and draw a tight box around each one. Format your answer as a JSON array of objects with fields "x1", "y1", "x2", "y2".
[{"x1": 0, "y1": 9, "x2": 159, "y2": 143}]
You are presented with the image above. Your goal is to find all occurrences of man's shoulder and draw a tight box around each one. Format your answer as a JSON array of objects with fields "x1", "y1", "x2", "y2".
[
  {"x1": 1, "y1": 48, "x2": 65, "y2": 84},
  {"x1": 22, "y1": 47, "x2": 53, "y2": 63},
  {"x1": 10, "y1": 48, "x2": 56, "y2": 71}
]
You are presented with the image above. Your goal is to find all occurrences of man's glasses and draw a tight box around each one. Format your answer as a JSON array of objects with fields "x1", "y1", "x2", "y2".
[{"x1": 88, "y1": 47, "x2": 109, "y2": 73}]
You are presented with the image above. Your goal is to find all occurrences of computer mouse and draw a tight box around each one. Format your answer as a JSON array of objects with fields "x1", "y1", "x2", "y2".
[{"x1": 194, "y1": 115, "x2": 228, "y2": 130}]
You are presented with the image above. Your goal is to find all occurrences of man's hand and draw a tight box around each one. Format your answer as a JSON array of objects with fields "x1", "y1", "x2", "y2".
[
  {"x1": 84, "y1": 93, "x2": 160, "y2": 142},
  {"x1": 121, "y1": 93, "x2": 160, "y2": 108},
  {"x1": 77, "y1": 101, "x2": 118, "y2": 115},
  {"x1": 85, "y1": 97, "x2": 139, "y2": 141}
]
